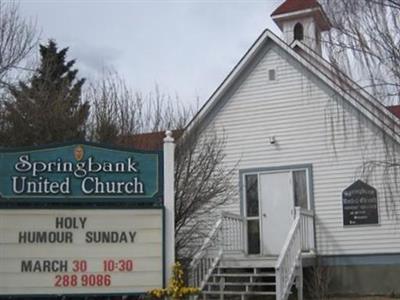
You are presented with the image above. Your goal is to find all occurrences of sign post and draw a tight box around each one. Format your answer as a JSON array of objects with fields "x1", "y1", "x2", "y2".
[{"x1": 163, "y1": 130, "x2": 175, "y2": 286}]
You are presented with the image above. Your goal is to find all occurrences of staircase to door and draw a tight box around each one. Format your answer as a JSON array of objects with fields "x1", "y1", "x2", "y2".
[
  {"x1": 188, "y1": 209, "x2": 315, "y2": 300},
  {"x1": 203, "y1": 265, "x2": 277, "y2": 299}
]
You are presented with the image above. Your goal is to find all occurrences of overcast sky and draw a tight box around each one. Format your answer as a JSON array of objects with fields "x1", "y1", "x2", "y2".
[{"x1": 19, "y1": 0, "x2": 282, "y2": 106}]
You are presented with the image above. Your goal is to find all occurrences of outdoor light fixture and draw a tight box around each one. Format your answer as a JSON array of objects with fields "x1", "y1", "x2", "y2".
[{"x1": 269, "y1": 135, "x2": 276, "y2": 144}]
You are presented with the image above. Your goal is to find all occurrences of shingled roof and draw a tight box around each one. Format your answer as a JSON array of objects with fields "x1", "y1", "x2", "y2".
[
  {"x1": 271, "y1": 0, "x2": 322, "y2": 16},
  {"x1": 387, "y1": 105, "x2": 400, "y2": 119},
  {"x1": 117, "y1": 130, "x2": 183, "y2": 151}
]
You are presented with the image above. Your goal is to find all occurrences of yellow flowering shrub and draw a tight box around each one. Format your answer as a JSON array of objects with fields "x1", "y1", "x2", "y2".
[{"x1": 149, "y1": 262, "x2": 200, "y2": 300}]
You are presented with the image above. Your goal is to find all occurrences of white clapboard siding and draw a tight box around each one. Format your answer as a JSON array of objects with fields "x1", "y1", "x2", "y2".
[{"x1": 202, "y1": 43, "x2": 400, "y2": 256}]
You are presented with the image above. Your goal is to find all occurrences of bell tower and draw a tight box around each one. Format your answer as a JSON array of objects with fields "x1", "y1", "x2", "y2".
[{"x1": 271, "y1": 0, "x2": 331, "y2": 55}]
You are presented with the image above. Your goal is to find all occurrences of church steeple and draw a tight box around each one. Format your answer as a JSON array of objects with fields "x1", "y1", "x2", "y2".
[{"x1": 271, "y1": 0, "x2": 331, "y2": 55}]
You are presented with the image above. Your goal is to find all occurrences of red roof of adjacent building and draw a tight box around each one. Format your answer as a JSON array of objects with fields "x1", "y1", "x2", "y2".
[
  {"x1": 117, "y1": 130, "x2": 183, "y2": 151},
  {"x1": 387, "y1": 105, "x2": 400, "y2": 119},
  {"x1": 271, "y1": 0, "x2": 321, "y2": 16}
]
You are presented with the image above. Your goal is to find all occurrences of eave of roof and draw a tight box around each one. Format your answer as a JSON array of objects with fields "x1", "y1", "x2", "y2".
[
  {"x1": 271, "y1": 0, "x2": 321, "y2": 16},
  {"x1": 387, "y1": 105, "x2": 400, "y2": 119},
  {"x1": 185, "y1": 30, "x2": 400, "y2": 146},
  {"x1": 271, "y1": 0, "x2": 331, "y2": 31},
  {"x1": 272, "y1": 8, "x2": 331, "y2": 31},
  {"x1": 291, "y1": 40, "x2": 400, "y2": 132}
]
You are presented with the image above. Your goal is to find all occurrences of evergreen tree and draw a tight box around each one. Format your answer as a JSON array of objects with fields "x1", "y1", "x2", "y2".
[{"x1": 1, "y1": 40, "x2": 89, "y2": 146}]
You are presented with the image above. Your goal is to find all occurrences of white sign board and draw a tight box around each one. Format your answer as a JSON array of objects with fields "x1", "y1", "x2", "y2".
[{"x1": 0, "y1": 209, "x2": 163, "y2": 296}]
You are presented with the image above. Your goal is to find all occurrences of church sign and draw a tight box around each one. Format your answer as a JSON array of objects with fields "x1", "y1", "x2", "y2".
[
  {"x1": 342, "y1": 180, "x2": 378, "y2": 226},
  {"x1": 0, "y1": 141, "x2": 173, "y2": 297},
  {"x1": 0, "y1": 142, "x2": 163, "y2": 203}
]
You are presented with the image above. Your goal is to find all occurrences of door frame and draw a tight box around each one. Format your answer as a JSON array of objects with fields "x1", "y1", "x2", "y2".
[{"x1": 240, "y1": 164, "x2": 314, "y2": 256}]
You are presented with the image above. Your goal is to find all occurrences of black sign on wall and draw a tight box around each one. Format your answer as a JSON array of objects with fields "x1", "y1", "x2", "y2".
[{"x1": 342, "y1": 180, "x2": 378, "y2": 226}]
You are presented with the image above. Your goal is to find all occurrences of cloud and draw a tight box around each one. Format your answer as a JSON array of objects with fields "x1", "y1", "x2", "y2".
[
  {"x1": 19, "y1": 0, "x2": 282, "y2": 106},
  {"x1": 66, "y1": 41, "x2": 123, "y2": 78}
]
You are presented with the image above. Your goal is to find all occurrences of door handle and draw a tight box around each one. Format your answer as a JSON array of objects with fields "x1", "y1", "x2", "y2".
[{"x1": 263, "y1": 213, "x2": 267, "y2": 218}]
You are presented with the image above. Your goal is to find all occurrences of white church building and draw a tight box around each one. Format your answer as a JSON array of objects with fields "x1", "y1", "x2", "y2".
[{"x1": 184, "y1": 0, "x2": 400, "y2": 298}]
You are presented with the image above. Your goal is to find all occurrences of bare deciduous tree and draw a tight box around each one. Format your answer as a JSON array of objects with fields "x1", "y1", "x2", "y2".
[
  {"x1": 321, "y1": 0, "x2": 400, "y2": 216},
  {"x1": 0, "y1": 1, "x2": 38, "y2": 144},
  {"x1": 86, "y1": 70, "x2": 236, "y2": 264},
  {"x1": 0, "y1": 1, "x2": 38, "y2": 87},
  {"x1": 322, "y1": 0, "x2": 400, "y2": 105},
  {"x1": 174, "y1": 126, "x2": 236, "y2": 263},
  {"x1": 86, "y1": 70, "x2": 190, "y2": 143},
  {"x1": 305, "y1": 259, "x2": 332, "y2": 300}
]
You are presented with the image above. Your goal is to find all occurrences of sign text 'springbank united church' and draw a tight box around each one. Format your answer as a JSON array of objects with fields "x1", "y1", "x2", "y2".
[
  {"x1": 0, "y1": 143, "x2": 163, "y2": 202},
  {"x1": 13, "y1": 154, "x2": 143, "y2": 195}
]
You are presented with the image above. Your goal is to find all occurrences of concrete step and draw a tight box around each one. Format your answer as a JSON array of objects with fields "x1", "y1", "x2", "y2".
[
  {"x1": 211, "y1": 272, "x2": 275, "y2": 277},
  {"x1": 205, "y1": 283, "x2": 276, "y2": 293},
  {"x1": 219, "y1": 255, "x2": 277, "y2": 268},
  {"x1": 216, "y1": 267, "x2": 260, "y2": 273},
  {"x1": 206, "y1": 282, "x2": 276, "y2": 286},
  {"x1": 199, "y1": 258, "x2": 280, "y2": 299},
  {"x1": 202, "y1": 291, "x2": 276, "y2": 296}
]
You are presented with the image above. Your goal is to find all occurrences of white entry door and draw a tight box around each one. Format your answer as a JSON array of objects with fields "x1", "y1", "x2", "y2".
[{"x1": 260, "y1": 171, "x2": 294, "y2": 256}]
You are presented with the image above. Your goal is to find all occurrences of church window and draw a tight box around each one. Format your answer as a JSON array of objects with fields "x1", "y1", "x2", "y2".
[
  {"x1": 294, "y1": 23, "x2": 304, "y2": 41},
  {"x1": 268, "y1": 69, "x2": 276, "y2": 81}
]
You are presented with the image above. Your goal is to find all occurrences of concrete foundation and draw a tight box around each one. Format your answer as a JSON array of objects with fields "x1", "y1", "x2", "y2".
[{"x1": 304, "y1": 264, "x2": 400, "y2": 297}]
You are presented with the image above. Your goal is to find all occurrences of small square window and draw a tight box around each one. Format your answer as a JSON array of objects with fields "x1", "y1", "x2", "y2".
[{"x1": 268, "y1": 69, "x2": 276, "y2": 81}]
